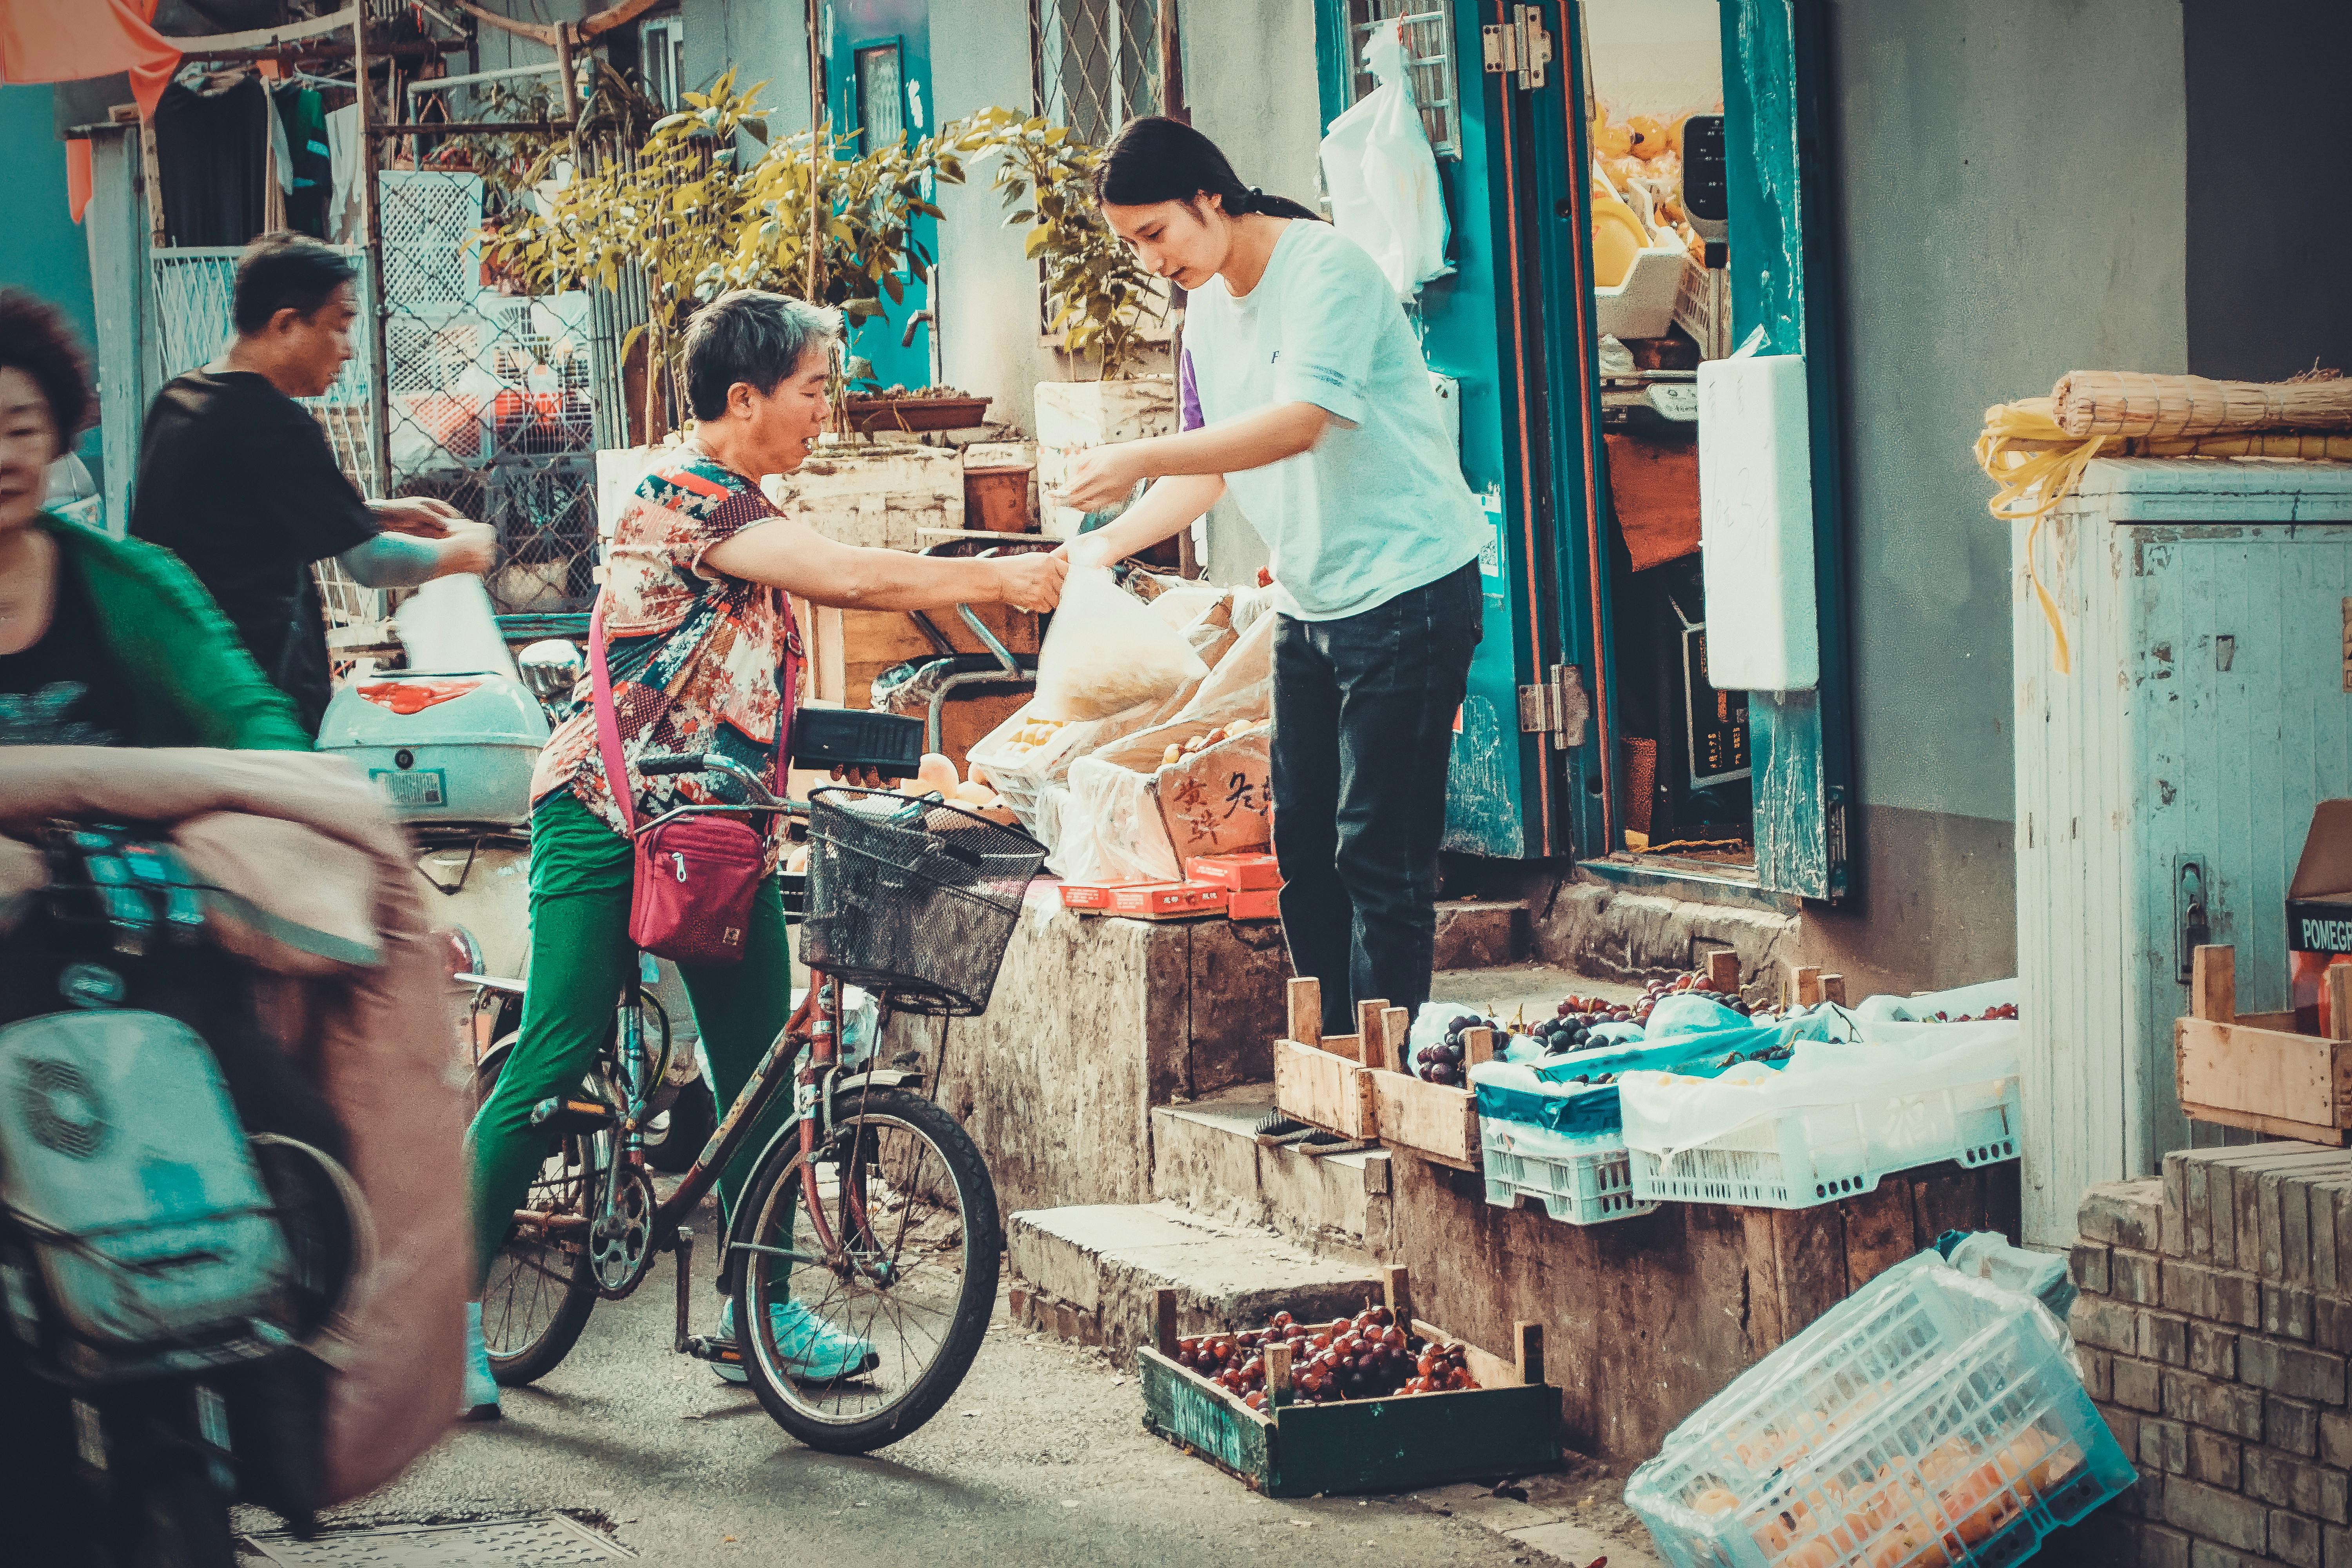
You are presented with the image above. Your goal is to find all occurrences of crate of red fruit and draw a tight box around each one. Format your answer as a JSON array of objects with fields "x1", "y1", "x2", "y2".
[{"x1": 1138, "y1": 1267, "x2": 1559, "y2": 1498}]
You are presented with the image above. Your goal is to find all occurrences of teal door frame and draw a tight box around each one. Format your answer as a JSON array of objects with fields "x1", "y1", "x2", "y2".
[
  {"x1": 1313, "y1": 0, "x2": 1583, "y2": 862},
  {"x1": 827, "y1": 4, "x2": 935, "y2": 390},
  {"x1": 1525, "y1": 0, "x2": 1851, "y2": 897}
]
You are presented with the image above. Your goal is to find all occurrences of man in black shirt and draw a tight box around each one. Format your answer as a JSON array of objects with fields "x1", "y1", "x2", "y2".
[{"x1": 132, "y1": 232, "x2": 494, "y2": 732}]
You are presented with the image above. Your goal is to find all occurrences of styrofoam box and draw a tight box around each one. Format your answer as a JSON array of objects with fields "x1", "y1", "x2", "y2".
[{"x1": 1697, "y1": 351, "x2": 1818, "y2": 691}]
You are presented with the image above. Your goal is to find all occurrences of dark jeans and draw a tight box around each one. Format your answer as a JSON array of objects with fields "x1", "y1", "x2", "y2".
[{"x1": 1271, "y1": 560, "x2": 1483, "y2": 1037}]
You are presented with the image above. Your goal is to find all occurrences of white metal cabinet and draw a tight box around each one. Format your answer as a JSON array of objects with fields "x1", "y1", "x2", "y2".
[{"x1": 2015, "y1": 458, "x2": 2352, "y2": 1246}]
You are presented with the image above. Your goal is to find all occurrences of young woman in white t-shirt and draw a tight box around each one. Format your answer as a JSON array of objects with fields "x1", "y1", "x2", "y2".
[{"x1": 1062, "y1": 117, "x2": 1490, "y2": 1038}]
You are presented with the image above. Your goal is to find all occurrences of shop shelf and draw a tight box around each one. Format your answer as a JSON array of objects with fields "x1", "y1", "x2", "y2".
[
  {"x1": 1480, "y1": 1119, "x2": 1656, "y2": 1226},
  {"x1": 1138, "y1": 1267, "x2": 1560, "y2": 1498},
  {"x1": 1627, "y1": 1251, "x2": 2134, "y2": 1568},
  {"x1": 1627, "y1": 1071, "x2": 2021, "y2": 1211}
]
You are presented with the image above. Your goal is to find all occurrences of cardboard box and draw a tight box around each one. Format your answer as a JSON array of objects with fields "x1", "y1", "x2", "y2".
[
  {"x1": 1110, "y1": 881, "x2": 1230, "y2": 920},
  {"x1": 2290, "y1": 801, "x2": 2352, "y2": 1033},
  {"x1": 1058, "y1": 881, "x2": 1116, "y2": 910},
  {"x1": 1227, "y1": 887, "x2": 1282, "y2": 922},
  {"x1": 1188, "y1": 852, "x2": 1281, "y2": 892}
]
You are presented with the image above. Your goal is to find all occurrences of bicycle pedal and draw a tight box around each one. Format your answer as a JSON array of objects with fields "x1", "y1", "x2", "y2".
[
  {"x1": 681, "y1": 1334, "x2": 740, "y2": 1368},
  {"x1": 529, "y1": 1096, "x2": 618, "y2": 1135}
]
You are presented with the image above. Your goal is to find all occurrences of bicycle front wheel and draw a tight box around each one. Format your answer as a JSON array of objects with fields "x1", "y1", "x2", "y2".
[{"x1": 732, "y1": 1087, "x2": 1001, "y2": 1453}]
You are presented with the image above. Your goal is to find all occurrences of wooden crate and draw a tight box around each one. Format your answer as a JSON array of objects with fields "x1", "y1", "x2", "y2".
[
  {"x1": 1138, "y1": 1267, "x2": 1560, "y2": 1498},
  {"x1": 2177, "y1": 944, "x2": 2352, "y2": 1145},
  {"x1": 1272, "y1": 977, "x2": 1376, "y2": 1140},
  {"x1": 1365, "y1": 1006, "x2": 1489, "y2": 1171}
]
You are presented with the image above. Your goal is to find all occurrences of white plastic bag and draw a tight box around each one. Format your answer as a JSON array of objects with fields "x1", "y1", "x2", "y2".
[
  {"x1": 1940, "y1": 1231, "x2": 2078, "y2": 1324},
  {"x1": 1318, "y1": 22, "x2": 1451, "y2": 301},
  {"x1": 1032, "y1": 567, "x2": 1209, "y2": 722},
  {"x1": 1049, "y1": 755, "x2": 1182, "y2": 883}
]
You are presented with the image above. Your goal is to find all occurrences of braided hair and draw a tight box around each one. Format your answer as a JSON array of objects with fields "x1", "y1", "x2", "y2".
[{"x1": 1094, "y1": 116, "x2": 1323, "y2": 223}]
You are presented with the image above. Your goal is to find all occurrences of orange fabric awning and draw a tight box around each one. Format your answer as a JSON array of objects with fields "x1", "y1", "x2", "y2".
[{"x1": 2, "y1": 0, "x2": 177, "y2": 222}]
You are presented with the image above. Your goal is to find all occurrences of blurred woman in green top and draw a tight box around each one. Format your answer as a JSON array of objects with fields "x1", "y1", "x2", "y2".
[{"x1": 0, "y1": 288, "x2": 308, "y2": 751}]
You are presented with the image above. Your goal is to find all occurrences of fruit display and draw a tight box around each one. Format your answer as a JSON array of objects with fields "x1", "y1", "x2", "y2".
[
  {"x1": 1157, "y1": 716, "x2": 1263, "y2": 769},
  {"x1": 1416, "y1": 1012, "x2": 1497, "y2": 1084},
  {"x1": 994, "y1": 714, "x2": 1070, "y2": 759},
  {"x1": 1171, "y1": 1305, "x2": 1480, "y2": 1411},
  {"x1": 1921, "y1": 1003, "x2": 2019, "y2": 1022},
  {"x1": 1588, "y1": 107, "x2": 1722, "y2": 270}
]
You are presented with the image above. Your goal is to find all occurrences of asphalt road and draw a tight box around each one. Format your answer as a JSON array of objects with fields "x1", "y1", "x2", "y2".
[{"x1": 252, "y1": 1198, "x2": 1570, "y2": 1568}]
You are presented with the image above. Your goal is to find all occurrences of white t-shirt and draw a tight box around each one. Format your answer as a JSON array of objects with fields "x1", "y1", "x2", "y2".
[{"x1": 1180, "y1": 219, "x2": 1487, "y2": 621}]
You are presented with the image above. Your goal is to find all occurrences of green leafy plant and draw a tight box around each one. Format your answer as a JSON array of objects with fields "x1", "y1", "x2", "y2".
[{"x1": 953, "y1": 107, "x2": 1167, "y2": 380}]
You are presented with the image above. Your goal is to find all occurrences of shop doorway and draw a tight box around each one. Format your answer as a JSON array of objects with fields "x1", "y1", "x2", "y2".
[{"x1": 827, "y1": 0, "x2": 938, "y2": 392}]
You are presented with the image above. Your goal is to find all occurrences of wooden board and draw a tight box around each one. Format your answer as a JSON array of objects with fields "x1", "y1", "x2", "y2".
[
  {"x1": 1368, "y1": 1071, "x2": 1481, "y2": 1171},
  {"x1": 1274, "y1": 1038, "x2": 1373, "y2": 1140}
]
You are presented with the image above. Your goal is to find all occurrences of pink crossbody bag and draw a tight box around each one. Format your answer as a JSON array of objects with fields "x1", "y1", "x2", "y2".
[{"x1": 588, "y1": 592, "x2": 796, "y2": 966}]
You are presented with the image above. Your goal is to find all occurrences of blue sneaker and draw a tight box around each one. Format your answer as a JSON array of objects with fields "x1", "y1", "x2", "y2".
[
  {"x1": 461, "y1": 1301, "x2": 501, "y2": 1421},
  {"x1": 714, "y1": 1298, "x2": 878, "y2": 1385}
]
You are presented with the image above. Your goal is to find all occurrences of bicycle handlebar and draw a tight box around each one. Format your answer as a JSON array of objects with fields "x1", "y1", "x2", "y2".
[
  {"x1": 637, "y1": 753, "x2": 708, "y2": 776},
  {"x1": 636, "y1": 751, "x2": 798, "y2": 813}
]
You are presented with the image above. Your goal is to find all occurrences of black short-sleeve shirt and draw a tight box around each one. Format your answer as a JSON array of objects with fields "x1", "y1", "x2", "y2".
[
  {"x1": 130, "y1": 369, "x2": 379, "y2": 732},
  {"x1": 0, "y1": 543, "x2": 135, "y2": 747}
]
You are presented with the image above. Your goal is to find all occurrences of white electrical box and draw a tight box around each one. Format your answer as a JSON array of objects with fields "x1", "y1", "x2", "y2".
[
  {"x1": 1696, "y1": 352, "x2": 1817, "y2": 691},
  {"x1": 2014, "y1": 458, "x2": 2352, "y2": 1245}
]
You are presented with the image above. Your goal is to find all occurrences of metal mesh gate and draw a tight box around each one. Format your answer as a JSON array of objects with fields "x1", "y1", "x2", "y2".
[
  {"x1": 1031, "y1": 0, "x2": 1177, "y2": 148},
  {"x1": 375, "y1": 167, "x2": 610, "y2": 628}
]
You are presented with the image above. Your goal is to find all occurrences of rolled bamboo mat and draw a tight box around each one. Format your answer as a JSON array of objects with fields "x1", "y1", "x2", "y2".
[{"x1": 2053, "y1": 369, "x2": 2352, "y2": 438}]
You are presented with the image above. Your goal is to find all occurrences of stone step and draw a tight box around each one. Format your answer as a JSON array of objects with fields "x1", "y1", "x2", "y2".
[
  {"x1": 1432, "y1": 898, "x2": 1531, "y2": 969},
  {"x1": 1007, "y1": 1201, "x2": 1385, "y2": 1361},
  {"x1": 1150, "y1": 1085, "x2": 1390, "y2": 1256}
]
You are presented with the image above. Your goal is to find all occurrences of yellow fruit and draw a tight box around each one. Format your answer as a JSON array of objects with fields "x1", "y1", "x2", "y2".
[
  {"x1": 1590, "y1": 117, "x2": 1633, "y2": 158},
  {"x1": 1628, "y1": 114, "x2": 1671, "y2": 160}
]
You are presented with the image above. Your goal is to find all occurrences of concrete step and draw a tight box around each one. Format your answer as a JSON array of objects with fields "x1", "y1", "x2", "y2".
[
  {"x1": 1432, "y1": 898, "x2": 1531, "y2": 969},
  {"x1": 1007, "y1": 1200, "x2": 1385, "y2": 1362},
  {"x1": 1149, "y1": 1084, "x2": 1390, "y2": 1256}
]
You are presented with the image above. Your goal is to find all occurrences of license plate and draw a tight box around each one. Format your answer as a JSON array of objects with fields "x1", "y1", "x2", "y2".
[{"x1": 372, "y1": 768, "x2": 446, "y2": 808}]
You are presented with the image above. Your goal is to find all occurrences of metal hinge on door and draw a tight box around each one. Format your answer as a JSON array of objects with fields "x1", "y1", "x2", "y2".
[
  {"x1": 1482, "y1": 5, "x2": 1554, "y2": 90},
  {"x1": 1518, "y1": 664, "x2": 1589, "y2": 749}
]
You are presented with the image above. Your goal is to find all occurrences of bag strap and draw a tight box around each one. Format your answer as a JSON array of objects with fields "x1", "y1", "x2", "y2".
[{"x1": 587, "y1": 593, "x2": 639, "y2": 837}]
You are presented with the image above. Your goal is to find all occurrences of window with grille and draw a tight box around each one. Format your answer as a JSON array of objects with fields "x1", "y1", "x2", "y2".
[
  {"x1": 1343, "y1": 1, "x2": 1459, "y2": 159},
  {"x1": 1031, "y1": 0, "x2": 1179, "y2": 147}
]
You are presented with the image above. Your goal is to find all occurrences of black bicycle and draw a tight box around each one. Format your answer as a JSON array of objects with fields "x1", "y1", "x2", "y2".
[{"x1": 463, "y1": 760, "x2": 1044, "y2": 1452}]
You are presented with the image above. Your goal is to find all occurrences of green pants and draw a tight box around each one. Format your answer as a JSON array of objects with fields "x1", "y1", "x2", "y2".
[{"x1": 466, "y1": 790, "x2": 797, "y2": 1291}]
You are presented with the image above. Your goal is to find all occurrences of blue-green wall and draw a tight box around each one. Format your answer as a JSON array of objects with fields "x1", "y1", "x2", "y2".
[{"x1": 0, "y1": 86, "x2": 101, "y2": 463}]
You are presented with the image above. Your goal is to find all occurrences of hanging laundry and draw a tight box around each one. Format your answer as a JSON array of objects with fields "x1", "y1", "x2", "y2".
[
  {"x1": 155, "y1": 69, "x2": 270, "y2": 247},
  {"x1": 0, "y1": 0, "x2": 179, "y2": 222},
  {"x1": 325, "y1": 102, "x2": 362, "y2": 242},
  {"x1": 276, "y1": 86, "x2": 333, "y2": 238}
]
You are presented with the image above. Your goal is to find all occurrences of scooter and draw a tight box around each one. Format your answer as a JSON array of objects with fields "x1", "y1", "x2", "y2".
[{"x1": 315, "y1": 620, "x2": 717, "y2": 1168}]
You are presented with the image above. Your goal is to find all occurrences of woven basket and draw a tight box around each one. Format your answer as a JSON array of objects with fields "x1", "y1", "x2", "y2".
[{"x1": 2052, "y1": 370, "x2": 2352, "y2": 439}]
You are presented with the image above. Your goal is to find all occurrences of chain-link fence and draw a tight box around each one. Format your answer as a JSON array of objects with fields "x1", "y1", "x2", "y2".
[{"x1": 376, "y1": 167, "x2": 617, "y2": 632}]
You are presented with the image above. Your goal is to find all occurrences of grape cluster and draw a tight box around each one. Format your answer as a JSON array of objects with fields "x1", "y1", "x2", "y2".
[
  {"x1": 1925, "y1": 1003, "x2": 2018, "y2": 1022},
  {"x1": 1173, "y1": 1306, "x2": 1479, "y2": 1410},
  {"x1": 1416, "y1": 1014, "x2": 1497, "y2": 1084},
  {"x1": 1637, "y1": 971, "x2": 1752, "y2": 1023}
]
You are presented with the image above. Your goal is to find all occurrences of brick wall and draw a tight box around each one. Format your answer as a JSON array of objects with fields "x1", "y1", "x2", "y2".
[{"x1": 2069, "y1": 1146, "x2": 2352, "y2": 1567}]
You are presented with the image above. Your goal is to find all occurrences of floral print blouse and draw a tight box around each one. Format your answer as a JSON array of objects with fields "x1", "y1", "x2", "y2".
[{"x1": 530, "y1": 443, "x2": 801, "y2": 868}]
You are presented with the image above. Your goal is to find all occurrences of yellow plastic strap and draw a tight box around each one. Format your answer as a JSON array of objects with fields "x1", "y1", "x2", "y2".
[{"x1": 1973, "y1": 399, "x2": 2108, "y2": 675}]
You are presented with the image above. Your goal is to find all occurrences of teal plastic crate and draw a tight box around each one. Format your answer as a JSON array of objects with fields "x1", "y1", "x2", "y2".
[{"x1": 1627, "y1": 1252, "x2": 2134, "y2": 1568}]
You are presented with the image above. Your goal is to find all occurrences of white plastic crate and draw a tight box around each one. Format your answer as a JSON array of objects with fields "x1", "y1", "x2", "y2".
[
  {"x1": 1628, "y1": 1074, "x2": 2020, "y2": 1211},
  {"x1": 1628, "y1": 1251, "x2": 2134, "y2": 1568},
  {"x1": 1480, "y1": 1120, "x2": 1655, "y2": 1226},
  {"x1": 967, "y1": 703, "x2": 1154, "y2": 846}
]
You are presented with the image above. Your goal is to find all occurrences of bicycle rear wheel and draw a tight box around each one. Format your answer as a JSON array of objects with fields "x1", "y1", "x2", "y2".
[
  {"x1": 731, "y1": 1087, "x2": 1001, "y2": 1453},
  {"x1": 475, "y1": 1056, "x2": 600, "y2": 1385}
]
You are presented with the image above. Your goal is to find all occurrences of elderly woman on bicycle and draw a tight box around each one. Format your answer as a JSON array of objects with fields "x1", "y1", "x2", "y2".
[{"x1": 465, "y1": 290, "x2": 1066, "y2": 1419}]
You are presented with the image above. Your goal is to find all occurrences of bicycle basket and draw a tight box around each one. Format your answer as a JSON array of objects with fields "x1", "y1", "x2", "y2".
[{"x1": 799, "y1": 788, "x2": 1046, "y2": 1016}]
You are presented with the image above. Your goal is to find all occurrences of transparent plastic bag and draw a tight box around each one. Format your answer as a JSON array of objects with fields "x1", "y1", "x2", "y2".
[
  {"x1": 1047, "y1": 755, "x2": 1182, "y2": 884},
  {"x1": 1318, "y1": 22, "x2": 1451, "y2": 301},
  {"x1": 1032, "y1": 567, "x2": 1209, "y2": 722}
]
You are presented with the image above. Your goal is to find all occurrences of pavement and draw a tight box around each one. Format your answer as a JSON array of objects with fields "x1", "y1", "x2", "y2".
[{"x1": 243, "y1": 1194, "x2": 1665, "y2": 1568}]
